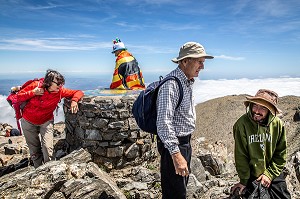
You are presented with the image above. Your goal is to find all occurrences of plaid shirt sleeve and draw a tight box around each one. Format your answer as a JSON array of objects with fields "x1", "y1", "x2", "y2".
[{"x1": 156, "y1": 79, "x2": 181, "y2": 154}]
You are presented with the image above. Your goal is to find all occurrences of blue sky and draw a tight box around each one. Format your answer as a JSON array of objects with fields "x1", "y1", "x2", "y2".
[{"x1": 0, "y1": 0, "x2": 300, "y2": 79}]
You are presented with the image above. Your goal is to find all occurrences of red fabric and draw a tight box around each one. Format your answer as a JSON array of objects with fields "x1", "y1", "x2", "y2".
[
  {"x1": 16, "y1": 119, "x2": 22, "y2": 135},
  {"x1": 110, "y1": 79, "x2": 123, "y2": 89},
  {"x1": 126, "y1": 73, "x2": 139, "y2": 82},
  {"x1": 17, "y1": 79, "x2": 84, "y2": 125},
  {"x1": 113, "y1": 69, "x2": 119, "y2": 76},
  {"x1": 130, "y1": 84, "x2": 145, "y2": 89}
]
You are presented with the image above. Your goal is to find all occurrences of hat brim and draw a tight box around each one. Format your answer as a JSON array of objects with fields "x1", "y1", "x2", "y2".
[
  {"x1": 5, "y1": 126, "x2": 12, "y2": 130},
  {"x1": 111, "y1": 48, "x2": 126, "y2": 53},
  {"x1": 244, "y1": 96, "x2": 282, "y2": 115},
  {"x1": 172, "y1": 54, "x2": 214, "y2": 63}
]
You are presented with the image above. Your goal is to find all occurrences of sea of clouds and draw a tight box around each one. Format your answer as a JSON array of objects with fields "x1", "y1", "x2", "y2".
[{"x1": 0, "y1": 77, "x2": 299, "y2": 128}]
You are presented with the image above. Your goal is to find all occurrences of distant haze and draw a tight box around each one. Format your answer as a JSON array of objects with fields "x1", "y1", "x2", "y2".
[{"x1": 0, "y1": 77, "x2": 299, "y2": 128}]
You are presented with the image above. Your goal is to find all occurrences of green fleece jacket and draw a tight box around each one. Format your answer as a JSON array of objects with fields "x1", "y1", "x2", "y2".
[{"x1": 233, "y1": 111, "x2": 287, "y2": 185}]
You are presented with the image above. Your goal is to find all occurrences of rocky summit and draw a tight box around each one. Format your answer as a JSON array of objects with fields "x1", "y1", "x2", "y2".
[{"x1": 0, "y1": 94, "x2": 299, "y2": 199}]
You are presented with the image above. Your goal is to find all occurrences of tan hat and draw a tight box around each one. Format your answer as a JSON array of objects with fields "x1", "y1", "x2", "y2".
[
  {"x1": 244, "y1": 89, "x2": 282, "y2": 115},
  {"x1": 172, "y1": 42, "x2": 214, "y2": 63},
  {"x1": 5, "y1": 126, "x2": 12, "y2": 131}
]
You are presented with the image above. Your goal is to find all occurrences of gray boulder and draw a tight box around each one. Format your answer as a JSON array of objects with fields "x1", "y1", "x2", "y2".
[{"x1": 0, "y1": 148, "x2": 126, "y2": 199}]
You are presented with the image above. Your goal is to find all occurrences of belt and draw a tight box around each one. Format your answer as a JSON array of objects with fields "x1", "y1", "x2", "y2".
[{"x1": 177, "y1": 134, "x2": 191, "y2": 145}]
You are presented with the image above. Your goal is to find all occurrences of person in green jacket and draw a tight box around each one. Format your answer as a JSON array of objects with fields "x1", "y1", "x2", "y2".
[{"x1": 230, "y1": 89, "x2": 291, "y2": 198}]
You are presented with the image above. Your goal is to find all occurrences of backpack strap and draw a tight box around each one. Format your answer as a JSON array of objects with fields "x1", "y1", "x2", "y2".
[{"x1": 158, "y1": 76, "x2": 183, "y2": 109}]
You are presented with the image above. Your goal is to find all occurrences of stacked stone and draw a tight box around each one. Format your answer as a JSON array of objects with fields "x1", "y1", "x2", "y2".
[{"x1": 64, "y1": 95, "x2": 156, "y2": 170}]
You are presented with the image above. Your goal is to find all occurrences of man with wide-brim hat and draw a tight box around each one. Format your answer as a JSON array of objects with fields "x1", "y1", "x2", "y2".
[
  {"x1": 231, "y1": 89, "x2": 291, "y2": 198},
  {"x1": 171, "y1": 41, "x2": 214, "y2": 63},
  {"x1": 244, "y1": 89, "x2": 282, "y2": 116},
  {"x1": 156, "y1": 41, "x2": 214, "y2": 199}
]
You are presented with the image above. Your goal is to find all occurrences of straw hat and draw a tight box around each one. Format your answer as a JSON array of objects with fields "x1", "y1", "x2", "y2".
[
  {"x1": 172, "y1": 42, "x2": 214, "y2": 63},
  {"x1": 5, "y1": 126, "x2": 12, "y2": 131},
  {"x1": 244, "y1": 89, "x2": 282, "y2": 115}
]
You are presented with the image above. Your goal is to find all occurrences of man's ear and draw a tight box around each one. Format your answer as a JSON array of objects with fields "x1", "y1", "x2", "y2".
[{"x1": 183, "y1": 58, "x2": 190, "y2": 66}]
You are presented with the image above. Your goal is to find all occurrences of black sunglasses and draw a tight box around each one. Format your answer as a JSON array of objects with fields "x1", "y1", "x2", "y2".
[{"x1": 52, "y1": 80, "x2": 63, "y2": 87}]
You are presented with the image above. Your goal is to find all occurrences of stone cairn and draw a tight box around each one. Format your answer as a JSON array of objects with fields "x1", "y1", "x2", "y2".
[{"x1": 64, "y1": 95, "x2": 157, "y2": 170}]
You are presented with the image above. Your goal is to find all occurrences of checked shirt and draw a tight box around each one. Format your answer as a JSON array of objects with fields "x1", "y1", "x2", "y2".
[{"x1": 156, "y1": 67, "x2": 196, "y2": 154}]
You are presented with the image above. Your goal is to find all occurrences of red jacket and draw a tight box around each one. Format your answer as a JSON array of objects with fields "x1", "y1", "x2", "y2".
[{"x1": 17, "y1": 79, "x2": 84, "y2": 125}]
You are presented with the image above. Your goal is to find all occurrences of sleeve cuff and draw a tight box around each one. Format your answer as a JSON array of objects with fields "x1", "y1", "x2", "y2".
[
  {"x1": 71, "y1": 97, "x2": 80, "y2": 102},
  {"x1": 263, "y1": 170, "x2": 275, "y2": 181},
  {"x1": 169, "y1": 145, "x2": 180, "y2": 155}
]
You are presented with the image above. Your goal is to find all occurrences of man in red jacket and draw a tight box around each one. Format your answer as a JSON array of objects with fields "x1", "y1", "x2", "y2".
[{"x1": 17, "y1": 69, "x2": 84, "y2": 168}]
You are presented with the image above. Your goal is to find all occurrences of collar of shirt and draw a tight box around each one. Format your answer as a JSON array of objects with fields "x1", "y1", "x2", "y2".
[{"x1": 175, "y1": 67, "x2": 195, "y2": 87}]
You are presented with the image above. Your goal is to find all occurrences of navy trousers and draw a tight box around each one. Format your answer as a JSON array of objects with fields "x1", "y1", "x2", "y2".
[{"x1": 157, "y1": 135, "x2": 192, "y2": 199}]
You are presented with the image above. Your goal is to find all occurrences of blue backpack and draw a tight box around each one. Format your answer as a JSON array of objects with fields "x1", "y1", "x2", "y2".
[{"x1": 132, "y1": 76, "x2": 183, "y2": 135}]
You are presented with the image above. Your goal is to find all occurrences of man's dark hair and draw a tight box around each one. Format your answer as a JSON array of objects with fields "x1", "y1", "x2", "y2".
[{"x1": 43, "y1": 69, "x2": 65, "y2": 89}]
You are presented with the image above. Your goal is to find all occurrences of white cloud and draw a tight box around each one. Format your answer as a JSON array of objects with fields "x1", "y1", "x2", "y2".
[
  {"x1": 0, "y1": 38, "x2": 111, "y2": 51},
  {"x1": 123, "y1": 0, "x2": 181, "y2": 6},
  {"x1": 1, "y1": 77, "x2": 299, "y2": 127},
  {"x1": 0, "y1": 36, "x2": 175, "y2": 54},
  {"x1": 130, "y1": 45, "x2": 176, "y2": 54},
  {"x1": 253, "y1": 0, "x2": 291, "y2": 17},
  {"x1": 232, "y1": 0, "x2": 299, "y2": 17},
  {"x1": 158, "y1": 23, "x2": 203, "y2": 31},
  {"x1": 114, "y1": 22, "x2": 142, "y2": 31},
  {"x1": 193, "y1": 77, "x2": 300, "y2": 104},
  {"x1": 214, "y1": 55, "x2": 245, "y2": 61},
  {"x1": 0, "y1": 95, "x2": 16, "y2": 127},
  {"x1": 0, "y1": 35, "x2": 168, "y2": 56}
]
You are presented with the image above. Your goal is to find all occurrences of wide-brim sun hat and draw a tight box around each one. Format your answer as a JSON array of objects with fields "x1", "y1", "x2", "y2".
[
  {"x1": 172, "y1": 42, "x2": 214, "y2": 63},
  {"x1": 244, "y1": 89, "x2": 282, "y2": 116},
  {"x1": 5, "y1": 126, "x2": 12, "y2": 131}
]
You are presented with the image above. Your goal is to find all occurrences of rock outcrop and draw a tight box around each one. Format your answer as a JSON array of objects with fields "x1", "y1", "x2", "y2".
[
  {"x1": 64, "y1": 95, "x2": 156, "y2": 170},
  {"x1": 0, "y1": 148, "x2": 126, "y2": 199},
  {"x1": 0, "y1": 94, "x2": 299, "y2": 198}
]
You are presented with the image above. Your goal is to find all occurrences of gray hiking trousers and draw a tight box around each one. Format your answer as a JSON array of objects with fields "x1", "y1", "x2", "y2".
[{"x1": 21, "y1": 118, "x2": 54, "y2": 168}]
